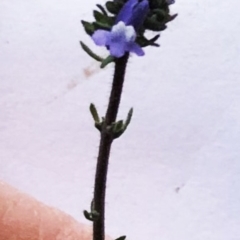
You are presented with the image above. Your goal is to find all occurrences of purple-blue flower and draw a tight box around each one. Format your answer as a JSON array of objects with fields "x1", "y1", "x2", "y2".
[
  {"x1": 92, "y1": 0, "x2": 149, "y2": 58},
  {"x1": 166, "y1": 0, "x2": 175, "y2": 5},
  {"x1": 116, "y1": 0, "x2": 149, "y2": 30}
]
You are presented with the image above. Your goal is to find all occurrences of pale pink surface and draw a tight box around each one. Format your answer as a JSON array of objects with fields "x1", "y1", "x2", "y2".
[{"x1": 0, "y1": 181, "x2": 94, "y2": 240}]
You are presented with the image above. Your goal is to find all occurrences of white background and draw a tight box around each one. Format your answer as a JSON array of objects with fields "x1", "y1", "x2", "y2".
[{"x1": 1, "y1": 0, "x2": 240, "y2": 239}]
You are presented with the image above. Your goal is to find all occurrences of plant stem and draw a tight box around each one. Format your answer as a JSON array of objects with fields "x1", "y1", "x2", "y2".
[{"x1": 93, "y1": 53, "x2": 129, "y2": 240}]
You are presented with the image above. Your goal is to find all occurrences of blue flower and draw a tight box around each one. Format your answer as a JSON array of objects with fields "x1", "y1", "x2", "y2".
[
  {"x1": 166, "y1": 0, "x2": 175, "y2": 5},
  {"x1": 92, "y1": 0, "x2": 149, "y2": 58},
  {"x1": 116, "y1": 0, "x2": 149, "y2": 30}
]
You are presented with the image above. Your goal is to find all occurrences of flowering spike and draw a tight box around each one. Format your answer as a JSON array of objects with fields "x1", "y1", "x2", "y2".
[{"x1": 81, "y1": 0, "x2": 177, "y2": 59}]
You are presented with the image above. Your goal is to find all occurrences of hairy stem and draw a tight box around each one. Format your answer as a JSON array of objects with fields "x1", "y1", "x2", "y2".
[{"x1": 93, "y1": 53, "x2": 129, "y2": 240}]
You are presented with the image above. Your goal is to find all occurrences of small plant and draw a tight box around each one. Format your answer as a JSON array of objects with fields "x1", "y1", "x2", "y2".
[{"x1": 80, "y1": 1, "x2": 177, "y2": 240}]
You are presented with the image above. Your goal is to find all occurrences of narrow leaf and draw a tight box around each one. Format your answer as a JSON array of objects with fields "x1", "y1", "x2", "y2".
[
  {"x1": 124, "y1": 108, "x2": 133, "y2": 128},
  {"x1": 115, "y1": 236, "x2": 126, "y2": 240},
  {"x1": 100, "y1": 55, "x2": 115, "y2": 68},
  {"x1": 95, "y1": 122, "x2": 102, "y2": 132},
  {"x1": 93, "y1": 21, "x2": 111, "y2": 30},
  {"x1": 90, "y1": 199, "x2": 95, "y2": 212},
  {"x1": 83, "y1": 210, "x2": 93, "y2": 221},
  {"x1": 93, "y1": 10, "x2": 111, "y2": 24},
  {"x1": 80, "y1": 41, "x2": 103, "y2": 62},
  {"x1": 113, "y1": 120, "x2": 124, "y2": 133},
  {"x1": 105, "y1": 1, "x2": 120, "y2": 14},
  {"x1": 91, "y1": 210, "x2": 100, "y2": 220},
  {"x1": 81, "y1": 20, "x2": 95, "y2": 35},
  {"x1": 90, "y1": 103, "x2": 100, "y2": 123},
  {"x1": 96, "y1": 4, "x2": 108, "y2": 16}
]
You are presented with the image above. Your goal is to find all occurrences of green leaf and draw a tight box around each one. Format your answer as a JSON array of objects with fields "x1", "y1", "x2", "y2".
[
  {"x1": 90, "y1": 199, "x2": 95, "y2": 212},
  {"x1": 100, "y1": 55, "x2": 115, "y2": 68},
  {"x1": 113, "y1": 120, "x2": 124, "y2": 133},
  {"x1": 93, "y1": 11, "x2": 109, "y2": 24},
  {"x1": 124, "y1": 108, "x2": 133, "y2": 128},
  {"x1": 150, "y1": 0, "x2": 163, "y2": 8},
  {"x1": 83, "y1": 210, "x2": 93, "y2": 221},
  {"x1": 90, "y1": 103, "x2": 100, "y2": 123},
  {"x1": 112, "y1": 108, "x2": 134, "y2": 139},
  {"x1": 94, "y1": 10, "x2": 104, "y2": 22},
  {"x1": 95, "y1": 122, "x2": 102, "y2": 132},
  {"x1": 105, "y1": 1, "x2": 121, "y2": 14},
  {"x1": 115, "y1": 236, "x2": 126, "y2": 240},
  {"x1": 153, "y1": 9, "x2": 167, "y2": 21},
  {"x1": 144, "y1": 14, "x2": 167, "y2": 31},
  {"x1": 168, "y1": 13, "x2": 178, "y2": 22},
  {"x1": 89, "y1": 104, "x2": 104, "y2": 132},
  {"x1": 80, "y1": 41, "x2": 104, "y2": 62},
  {"x1": 93, "y1": 21, "x2": 111, "y2": 30},
  {"x1": 148, "y1": 34, "x2": 160, "y2": 43},
  {"x1": 93, "y1": 10, "x2": 114, "y2": 26},
  {"x1": 81, "y1": 20, "x2": 95, "y2": 35},
  {"x1": 96, "y1": 4, "x2": 108, "y2": 16},
  {"x1": 91, "y1": 210, "x2": 100, "y2": 220},
  {"x1": 137, "y1": 34, "x2": 160, "y2": 47}
]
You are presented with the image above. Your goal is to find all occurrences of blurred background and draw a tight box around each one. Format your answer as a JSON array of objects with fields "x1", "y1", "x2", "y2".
[{"x1": 0, "y1": 0, "x2": 240, "y2": 239}]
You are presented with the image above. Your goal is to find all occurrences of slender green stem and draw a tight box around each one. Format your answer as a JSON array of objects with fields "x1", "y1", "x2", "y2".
[{"x1": 93, "y1": 53, "x2": 129, "y2": 240}]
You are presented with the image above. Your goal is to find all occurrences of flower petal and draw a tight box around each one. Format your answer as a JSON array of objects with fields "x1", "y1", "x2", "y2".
[
  {"x1": 109, "y1": 40, "x2": 126, "y2": 58},
  {"x1": 128, "y1": 0, "x2": 149, "y2": 30},
  {"x1": 115, "y1": 0, "x2": 138, "y2": 24},
  {"x1": 92, "y1": 30, "x2": 110, "y2": 46},
  {"x1": 126, "y1": 42, "x2": 145, "y2": 56},
  {"x1": 166, "y1": 0, "x2": 175, "y2": 5}
]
